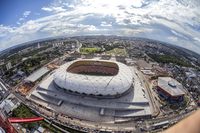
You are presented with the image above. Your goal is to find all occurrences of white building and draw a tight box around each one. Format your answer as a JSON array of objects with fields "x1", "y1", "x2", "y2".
[
  {"x1": 6, "y1": 62, "x2": 12, "y2": 70},
  {"x1": 0, "y1": 94, "x2": 19, "y2": 115},
  {"x1": 30, "y1": 59, "x2": 152, "y2": 124}
]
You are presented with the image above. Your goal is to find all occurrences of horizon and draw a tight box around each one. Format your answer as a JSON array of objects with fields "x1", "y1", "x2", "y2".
[{"x1": 1, "y1": 35, "x2": 199, "y2": 56}]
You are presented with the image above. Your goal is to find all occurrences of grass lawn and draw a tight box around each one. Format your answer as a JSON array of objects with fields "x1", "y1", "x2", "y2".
[
  {"x1": 80, "y1": 47, "x2": 101, "y2": 54},
  {"x1": 105, "y1": 48, "x2": 127, "y2": 56}
]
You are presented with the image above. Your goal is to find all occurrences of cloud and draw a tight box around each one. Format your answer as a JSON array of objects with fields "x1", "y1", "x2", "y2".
[
  {"x1": 100, "y1": 22, "x2": 112, "y2": 27},
  {"x1": 194, "y1": 37, "x2": 200, "y2": 42},
  {"x1": 1, "y1": 0, "x2": 200, "y2": 53},
  {"x1": 42, "y1": 6, "x2": 66, "y2": 13},
  {"x1": 16, "y1": 11, "x2": 31, "y2": 25},
  {"x1": 19, "y1": 18, "x2": 24, "y2": 21},
  {"x1": 171, "y1": 30, "x2": 189, "y2": 40},
  {"x1": 168, "y1": 36, "x2": 178, "y2": 42},
  {"x1": 0, "y1": 25, "x2": 14, "y2": 37},
  {"x1": 23, "y1": 11, "x2": 31, "y2": 17},
  {"x1": 41, "y1": 7, "x2": 53, "y2": 12}
]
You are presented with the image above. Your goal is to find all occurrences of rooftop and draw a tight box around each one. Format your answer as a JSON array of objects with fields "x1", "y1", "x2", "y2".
[
  {"x1": 153, "y1": 120, "x2": 169, "y2": 127},
  {"x1": 25, "y1": 67, "x2": 50, "y2": 83},
  {"x1": 30, "y1": 66, "x2": 152, "y2": 121},
  {"x1": 158, "y1": 77, "x2": 185, "y2": 96}
]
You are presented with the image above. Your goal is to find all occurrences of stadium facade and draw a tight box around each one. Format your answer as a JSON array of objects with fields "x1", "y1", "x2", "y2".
[{"x1": 29, "y1": 59, "x2": 152, "y2": 124}]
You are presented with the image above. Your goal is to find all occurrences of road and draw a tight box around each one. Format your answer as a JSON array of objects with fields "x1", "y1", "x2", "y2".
[
  {"x1": 136, "y1": 70, "x2": 160, "y2": 116},
  {"x1": 76, "y1": 40, "x2": 82, "y2": 53}
]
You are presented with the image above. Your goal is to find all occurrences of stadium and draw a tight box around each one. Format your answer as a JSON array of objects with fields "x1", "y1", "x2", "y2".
[
  {"x1": 29, "y1": 59, "x2": 152, "y2": 128},
  {"x1": 53, "y1": 60, "x2": 133, "y2": 97}
]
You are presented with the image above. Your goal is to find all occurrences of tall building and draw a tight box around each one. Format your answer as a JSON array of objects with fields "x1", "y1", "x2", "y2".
[
  {"x1": 37, "y1": 43, "x2": 40, "y2": 49},
  {"x1": 6, "y1": 62, "x2": 12, "y2": 70},
  {"x1": 198, "y1": 58, "x2": 200, "y2": 64},
  {"x1": 0, "y1": 68, "x2": 4, "y2": 75}
]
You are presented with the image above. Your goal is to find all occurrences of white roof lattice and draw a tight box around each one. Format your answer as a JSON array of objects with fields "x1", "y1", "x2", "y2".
[{"x1": 53, "y1": 59, "x2": 133, "y2": 96}]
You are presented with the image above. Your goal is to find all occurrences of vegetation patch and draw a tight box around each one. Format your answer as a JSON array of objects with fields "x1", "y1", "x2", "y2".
[
  {"x1": 11, "y1": 104, "x2": 61, "y2": 132},
  {"x1": 148, "y1": 54, "x2": 192, "y2": 67},
  {"x1": 80, "y1": 47, "x2": 101, "y2": 54},
  {"x1": 105, "y1": 48, "x2": 127, "y2": 56},
  {"x1": 12, "y1": 104, "x2": 37, "y2": 129}
]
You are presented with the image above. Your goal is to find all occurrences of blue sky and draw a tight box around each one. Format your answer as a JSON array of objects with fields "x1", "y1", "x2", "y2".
[
  {"x1": 0, "y1": 0, "x2": 200, "y2": 53},
  {"x1": 0, "y1": 0, "x2": 52, "y2": 26}
]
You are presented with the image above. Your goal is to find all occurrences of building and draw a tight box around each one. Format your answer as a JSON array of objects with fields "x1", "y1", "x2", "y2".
[
  {"x1": 25, "y1": 67, "x2": 50, "y2": 83},
  {"x1": 198, "y1": 58, "x2": 200, "y2": 64},
  {"x1": 70, "y1": 51, "x2": 81, "y2": 58},
  {"x1": 141, "y1": 69, "x2": 155, "y2": 76},
  {"x1": 6, "y1": 62, "x2": 12, "y2": 70},
  {"x1": 101, "y1": 54, "x2": 111, "y2": 60},
  {"x1": 29, "y1": 59, "x2": 152, "y2": 125},
  {"x1": 115, "y1": 55, "x2": 126, "y2": 64},
  {"x1": 197, "y1": 100, "x2": 200, "y2": 107},
  {"x1": 0, "y1": 68, "x2": 4, "y2": 76},
  {"x1": 151, "y1": 120, "x2": 169, "y2": 130},
  {"x1": 53, "y1": 59, "x2": 133, "y2": 96},
  {"x1": 157, "y1": 77, "x2": 185, "y2": 103},
  {"x1": 33, "y1": 126, "x2": 46, "y2": 133},
  {"x1": 0, "y1": 94, "x2": 19, "y2": 115},
  {"x1": 0, "y1": 127, "x2": 6, "y2": 133},
  {"x1": 37, "y1": 43, "x2": 40, "y2": 49}
]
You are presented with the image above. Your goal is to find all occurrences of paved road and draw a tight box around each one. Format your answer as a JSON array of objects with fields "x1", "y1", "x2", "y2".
[
  {"x1": 136, "y1": 70, "x2": 160, "y2": 116},
  {"x1": 76, "y1": 40, "x2": 82, "y2": 53}
]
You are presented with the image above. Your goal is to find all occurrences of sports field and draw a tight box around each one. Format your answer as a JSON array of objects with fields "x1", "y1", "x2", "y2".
[{"x1": 80, "y1": 47, "x2": 101, "y2": 54}]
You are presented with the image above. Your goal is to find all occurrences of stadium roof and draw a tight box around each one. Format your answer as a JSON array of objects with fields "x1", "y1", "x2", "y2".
[
  {"x1": 53, "y1": 59, "x2": 133, "y2": 96},
  {"x1": 25, "y1": 67, "x2": 50, "y2": 83},
  {"x1": 158, "y1": 77, "x2": 185, "y2": 96}
]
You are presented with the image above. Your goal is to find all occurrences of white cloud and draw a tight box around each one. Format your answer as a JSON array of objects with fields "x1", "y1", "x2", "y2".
[
  {"x1": 16, "y1": 22, "x2": 21, "y2": 25},
  {"x1": 100, "y1": 22, "x2": 112, "y2": 27},
  {"x1": 42, "y1": 6, "x2": 66, "y2": 13},
  {"x1": 19, "y1": 18, "x2": 24, "y2": 21},
  {"x1": 23, "y1": 11, "x2": 31, "y2": 17},
  {"x1": 0, "y1": 0, "x2": 200, "y2": 53},
  {"x1": 16, "y1": 11, "x2": 31, "y2": 25},
  {"x1": 193, "y1": 37, "x2": 200, "y2": 42},
  {"x1": 168, "y1": 36, "x2": 178, "y2": 42},
  {"x1": 171, "y1": 30, "x2": 189, "y2": 40},
  {"x1": 42, "y1": 7, "x2": 53, "y2": 12},
  {"x1": 131, "y1": 0, "x2": 147, "y2": 8}
]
